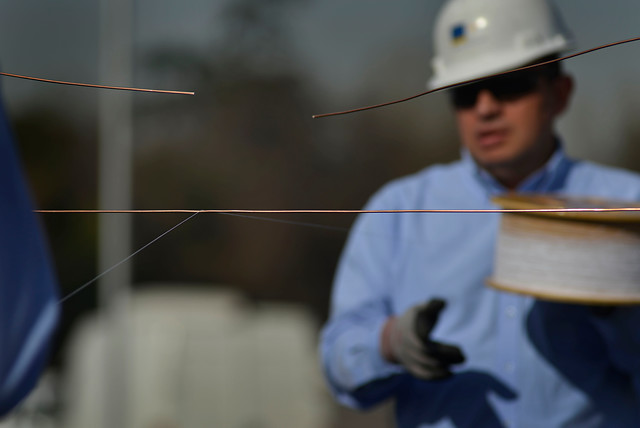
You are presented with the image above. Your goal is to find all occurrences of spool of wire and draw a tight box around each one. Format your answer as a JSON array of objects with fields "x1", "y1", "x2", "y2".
[{"x1": 487, "y1": 194, "x2": 640, "y2": 305}]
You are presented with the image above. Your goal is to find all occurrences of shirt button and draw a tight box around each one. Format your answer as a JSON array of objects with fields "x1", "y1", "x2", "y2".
[
  {"x1": 504, "y1": 362, "x2": 515, "y2": 373},
  {"x1": 505, "y1": 306, "x2": 517, "y2": 318}
]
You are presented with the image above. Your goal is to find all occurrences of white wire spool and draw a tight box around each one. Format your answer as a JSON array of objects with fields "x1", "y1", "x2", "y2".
[{"x1": 487, "y1": 194, "x2": 640, "y2": 304}]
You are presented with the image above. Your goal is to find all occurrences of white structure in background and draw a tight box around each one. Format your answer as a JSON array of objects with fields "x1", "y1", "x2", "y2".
[
  {"x1": 0, "y1": 373, "x2": 57, "y2": 428},
  {"x1": 60, "y1": 286, "x2": 332, "y2": 428}
]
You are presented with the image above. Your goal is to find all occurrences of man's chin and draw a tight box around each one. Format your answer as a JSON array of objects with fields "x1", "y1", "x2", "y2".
[{"x1": 470, "y1": 152, "x2": 515, "y2": 170}]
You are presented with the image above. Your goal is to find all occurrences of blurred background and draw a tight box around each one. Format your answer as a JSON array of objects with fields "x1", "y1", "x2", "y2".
[{"x1": 1, "y1": 0, "x2": 640, "y2": 427}]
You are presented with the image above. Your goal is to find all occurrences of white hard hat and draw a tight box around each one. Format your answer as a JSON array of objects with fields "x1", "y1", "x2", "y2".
[{"x1": 428, "y1": 0, "x2": 573, "y2": 89}]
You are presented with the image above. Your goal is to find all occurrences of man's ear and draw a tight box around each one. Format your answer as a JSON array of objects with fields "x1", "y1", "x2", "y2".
[{"x1": 552, "y1": 74, "x2": 574, "y2": 116}]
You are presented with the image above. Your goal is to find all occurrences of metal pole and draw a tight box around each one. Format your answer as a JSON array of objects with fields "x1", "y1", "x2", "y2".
[{"x1": 98, "y1": 0, "x2": 133, "y2": 426}]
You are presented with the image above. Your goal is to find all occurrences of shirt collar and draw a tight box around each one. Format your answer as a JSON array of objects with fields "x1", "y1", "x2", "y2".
[{"x1": 462, "y1": 142, "x2": 574, "y2": 196}]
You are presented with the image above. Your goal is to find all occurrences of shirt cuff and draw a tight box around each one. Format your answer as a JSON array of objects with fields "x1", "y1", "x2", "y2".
[{"x1": 325, "y1": 316, "x2": 403, "y2": 407}]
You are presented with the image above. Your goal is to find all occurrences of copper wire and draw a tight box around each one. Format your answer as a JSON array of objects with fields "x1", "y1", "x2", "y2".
[
  {"x1": 312, "y1": 36, "x2": 640, "y2": 118},
  {"x1": 0, "y1": 71, "x2": 194, "y2": 95},
  {"x1": 35, "y1": 208, "x2": 640, "y2": 214}
]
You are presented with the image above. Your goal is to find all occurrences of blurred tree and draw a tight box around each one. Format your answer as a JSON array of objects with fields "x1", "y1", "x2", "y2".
[
  {"x1": 132, "y1": 0, "x2": 459, "y2": 321},
  {"x1": 12, "y1": 108, "x2": 98, "y2": 365}
]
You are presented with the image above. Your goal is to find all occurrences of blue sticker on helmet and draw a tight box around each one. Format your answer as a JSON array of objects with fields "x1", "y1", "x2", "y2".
[{"x1": 452, "y1": 23, "x2": 466, "y2": 44}]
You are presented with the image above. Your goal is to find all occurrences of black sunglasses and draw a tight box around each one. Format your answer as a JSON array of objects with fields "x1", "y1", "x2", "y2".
[{"x1": 451, "y1": 68, "x2": 545, "y2": 109}]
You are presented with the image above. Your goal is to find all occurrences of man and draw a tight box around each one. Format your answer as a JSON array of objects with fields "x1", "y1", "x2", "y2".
[
  {"x1": 0, "y1": 90, "x2": 59, "y2": 415},
  {"x1": 319, "y1": 0, "x2": 640, "y2": 426}
]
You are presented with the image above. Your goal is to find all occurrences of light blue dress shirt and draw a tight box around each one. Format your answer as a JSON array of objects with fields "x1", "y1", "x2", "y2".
[
  {"x1": 320, "y1": 147, "x2": 640, "y2": 427},
  {"x1": 0, "y1": 95, "x2": 59, "y2": 416}
]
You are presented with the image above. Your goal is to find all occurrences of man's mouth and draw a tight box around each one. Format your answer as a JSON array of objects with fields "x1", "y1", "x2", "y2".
[{"x1": 476, "y1": 128, "x2": 507, "y2": 149}]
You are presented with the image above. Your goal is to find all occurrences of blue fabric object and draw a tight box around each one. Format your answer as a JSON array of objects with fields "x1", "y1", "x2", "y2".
[
  {"x1": 320, "y1": 147, "x2": 640, "y2": 427},
  {"x1": 0, "y1": 97, "x2": 59, "y2": 416}
]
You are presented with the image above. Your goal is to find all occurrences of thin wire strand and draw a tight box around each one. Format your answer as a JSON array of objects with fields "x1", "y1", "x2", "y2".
[
  {"x1": 0, "y1": 71, "x2": 194, "y2": 95},
  {"x1": 219, "y1": 212, "x2": 351, "y2": 233},
  {"x1": 312, "y1": 36, "x2": 640, "y2": 118},
  {"x1": 58, "y1": 212, "x2": 200, "y2": 304}
]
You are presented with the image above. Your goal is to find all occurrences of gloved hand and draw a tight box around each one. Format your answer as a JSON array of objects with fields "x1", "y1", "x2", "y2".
[{"x1": 382, "y1": 299, "x2": 465, "y2": 380}]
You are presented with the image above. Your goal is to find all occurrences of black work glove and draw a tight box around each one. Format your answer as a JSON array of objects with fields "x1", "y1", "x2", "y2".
[
  {"x1": 589, "y1": 305, "x2": 616, "y2": 318},
  {"x1": 388, "y1": 299, "x2": 466, "y2": 380}
]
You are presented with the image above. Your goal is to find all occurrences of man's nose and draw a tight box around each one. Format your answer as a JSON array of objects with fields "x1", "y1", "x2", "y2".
[{"x1": 474, "y1": 89, "x2": 502, "y2": 119}]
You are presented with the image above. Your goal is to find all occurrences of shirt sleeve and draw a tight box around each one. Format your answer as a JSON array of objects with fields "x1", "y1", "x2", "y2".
[
  {"x1": 0, "y1": 96, "x2": 59, "y2": 416},
  {"x1": 319, "y1": 184, "x2": 406, "y2": 409}
]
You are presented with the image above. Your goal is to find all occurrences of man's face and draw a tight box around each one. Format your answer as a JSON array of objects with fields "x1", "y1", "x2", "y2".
[{"x1": 453, "y1": 69, "x2": 572, "y2": 185}]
